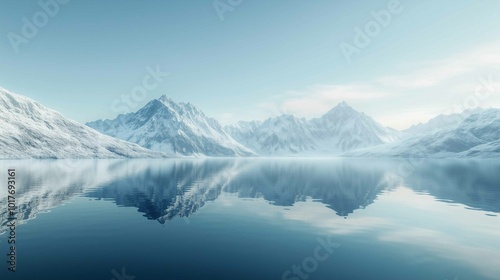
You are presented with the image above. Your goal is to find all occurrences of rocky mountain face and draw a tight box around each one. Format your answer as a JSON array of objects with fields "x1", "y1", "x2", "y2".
[{"x1": 0, "y1": 88, "x2": 165, "y2": 159}]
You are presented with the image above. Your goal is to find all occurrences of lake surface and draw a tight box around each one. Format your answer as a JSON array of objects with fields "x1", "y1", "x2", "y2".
[{"x1": 1, "y1": 158, "x2": 499, "y2": 280}]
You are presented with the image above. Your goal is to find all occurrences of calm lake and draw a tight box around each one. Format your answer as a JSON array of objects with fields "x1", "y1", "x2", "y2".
[{"x1": 1, "y1": 158, "x2": 499, "y2": 280}]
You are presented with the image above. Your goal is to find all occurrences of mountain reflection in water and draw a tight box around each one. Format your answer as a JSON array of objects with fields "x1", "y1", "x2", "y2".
[{"x1": 2, "y1": 158, "x2": 499, "y2": 232}]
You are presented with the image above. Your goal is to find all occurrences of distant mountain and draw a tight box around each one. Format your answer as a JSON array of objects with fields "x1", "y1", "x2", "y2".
[
  {"x1": 87, "y1": 95, "x2": 255, "y2": 157},
  {"x1": 225, "y1": 102, "x2": 404, "y2": 155},
  {"x1": 227, "y1": 115, "x2": 317, "y2": 155},
  {"x1": 347, "y1": 109, "x2": 500, "y2": 158},
  {"x1": 0, "y1": 88, "x2": 165, "y2": 159},
  {"x1": 310, "y1": 102, "x2": 403, "y2": 151},
  {"x1": 404, "y1": 108, "x2": 485, "y2": 134},
  {"x1": 224, "y1": 120, "x2": 262, "y2": 148}
]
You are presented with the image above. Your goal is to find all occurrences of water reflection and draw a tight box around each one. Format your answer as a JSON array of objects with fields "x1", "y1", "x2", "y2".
[
  {"x1": 0, "y1": 159, "x2": 137, "y2": 234},
  {"x1": 1, "y1": 158, "x2": 500, "y2": 279},
  {"x1": 404, "y1": 159, "x2": 500, "y2": 213},
  {"x1": 224, "y1": 159, "x2": 397, "y2": 216},
  {"x1": 2, "y1": 158, "x2": 499, "y2": 232},
  {"x1": 83, "y1": 159, "x2": 401, "y2": 223},
  {"x1": 84, "y1": 159, "x2": 238, "y2": 223}
]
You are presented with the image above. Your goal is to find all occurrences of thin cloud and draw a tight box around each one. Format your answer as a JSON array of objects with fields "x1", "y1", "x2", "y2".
[
  {"x1": 378, "y1": 42, "x2": 500, "y2": 89},
  {"x1": 259, "y1": 84, "x2": 391, "y2": 119}
]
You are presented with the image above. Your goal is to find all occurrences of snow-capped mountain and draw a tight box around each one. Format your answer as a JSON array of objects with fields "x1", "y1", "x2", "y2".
[
  {"x1": 0, "y1": 88, "x2": 165, "y2": 159},
  {"x1": 347, "y1": 109, "x2": 500, "y2": 158},
  {"x1": 310, "y1": 102, "x2": 403, "y2": 151},
  {"x1": 225, "y1": 102, "x2": 403, "y2": 155},
  {"x1": 403, "y1": 108, "x2": 485, "y2": 134},
  {"x1": 87, "y1": 95, "x2": 255, "y2": 156}
]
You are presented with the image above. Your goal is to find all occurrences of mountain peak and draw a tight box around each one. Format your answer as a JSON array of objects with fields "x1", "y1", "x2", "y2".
[
  {"x1": 88, "y1": 94, "x2": 255, "y2": 156},
  {"x1": 323, "y1": 101, "x2": 357, "y2": 118},
  {"x1": 158, "y1": 95, "x2": 174, "y2": 103},
  {"x1": 331, "y1": 101, "x2": 355, "y2": 112},
  {"x1": 337, "y1": 101, "x2": 350, "y2": 107}
]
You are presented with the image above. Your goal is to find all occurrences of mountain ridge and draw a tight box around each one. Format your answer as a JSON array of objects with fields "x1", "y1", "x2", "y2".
[
  {"x1": 0, "y1": 88, "x2": 167, "y2": 159},
  {"x1": 346, "y1": 109, "x2": 500, "y2": 158},
  {"x1": 403, "y1": 108, "x2": 486, "y2": 135}
]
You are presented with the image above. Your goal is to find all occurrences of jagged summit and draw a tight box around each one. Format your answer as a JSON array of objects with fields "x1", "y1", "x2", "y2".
[
  {"x1": 337, "y1": 101, "x2": 350, "y2": 107},
  {"x1": 323, "y1": 101, "x2": 359, "y2": 119},
  {"x1": 158, "y1": 94, "x2": 174, "y2": 103},
  {"x1": 264, "y1": 114, "x2": 306, "y2": 124}
]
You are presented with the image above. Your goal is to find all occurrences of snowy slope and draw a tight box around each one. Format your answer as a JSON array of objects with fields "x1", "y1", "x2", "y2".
[
  {"x1": 224, "y1": 120, "x2": 262, "y2": 146},
  {"x1": 404, "y1": 108, "x2": 485, "y2": 134},
  {"x1": 225, "y1": 102, "x2": 404, "y2": 155},
  {"x1": 347, "y1": 109, "x2": 500, "y2": 158},
  {"x1": 0, "y1": 88, "x2": 166, "y2": 159},
  {"x1": 227, "y1": 115, "x2": 317, "y2": 155},
  {"x1": 87, "y1": 95, "x2": 255, "y2": 157}
]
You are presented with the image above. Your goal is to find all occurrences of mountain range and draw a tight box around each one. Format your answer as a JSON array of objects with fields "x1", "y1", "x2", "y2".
[
  {"x1": 403, "y1": 108, "x2": 485, "y2": 135},
  {"x1": 88, "y1": 97, "x2": 404, "y2": 156},
  {"x1": 224, "y1": 101, "x2": 403, "y2": 155},
  {"x1": 347, "y1": 108, "x2": 500, "y2": 158},
  {"x1": 1, "y1": 86, "x2": 499, "y2": 158}
]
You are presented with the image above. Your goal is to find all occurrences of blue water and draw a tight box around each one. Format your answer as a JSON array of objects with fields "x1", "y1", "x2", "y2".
[{"x1": 1, "y1": 158, "x2": 499, "y2": 280}]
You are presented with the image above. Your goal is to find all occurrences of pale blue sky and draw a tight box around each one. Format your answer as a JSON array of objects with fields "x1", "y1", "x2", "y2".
[{"x1": 1, "y1": 0, "x2": 500, "y2": 129}]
